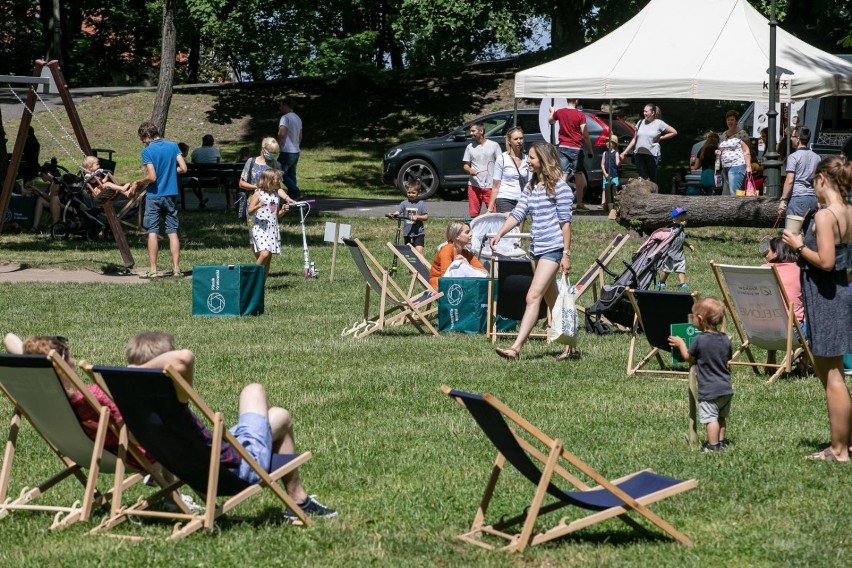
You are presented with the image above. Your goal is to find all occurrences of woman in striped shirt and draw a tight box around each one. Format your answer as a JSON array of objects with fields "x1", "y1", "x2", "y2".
[{"x1": 490, "y1": 142, "x2": 575, "y2": 361}]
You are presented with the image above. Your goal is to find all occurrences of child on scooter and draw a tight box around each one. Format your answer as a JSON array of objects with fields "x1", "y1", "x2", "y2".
[
  {"x1": 389, "y1": 178, "x2": 429, "y2": 254},
  {"x1": 248, "y1": 169, "x2": 296, "y2": 280}
]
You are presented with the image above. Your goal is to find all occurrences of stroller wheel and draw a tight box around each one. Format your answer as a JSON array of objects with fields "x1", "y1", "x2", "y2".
[
  {"x1": 85, "y1": 226, "x2": 102, "y2": 242},
  {"x1": 50, "y1": 222, "x2": 69, "y2": 241}
]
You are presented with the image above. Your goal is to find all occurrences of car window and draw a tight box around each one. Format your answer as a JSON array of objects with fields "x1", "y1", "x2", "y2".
[
  {"x1": 611, "y1": 119, "x2": 635, "y2": 139},
  {"x1": 517, "y1": 114, "x2": 540, "y2": 136},
  {"x1": 482, "y1": 116, "x2": 509, "y2": 137}
]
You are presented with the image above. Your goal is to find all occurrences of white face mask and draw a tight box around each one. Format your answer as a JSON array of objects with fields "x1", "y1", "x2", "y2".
[{"x1": 263, "y1": 151, "x2": 276, "y2": 161}]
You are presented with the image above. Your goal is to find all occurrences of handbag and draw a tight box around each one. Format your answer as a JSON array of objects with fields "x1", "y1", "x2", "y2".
[
  {"x1": 714, "y1": 169, "x2": 723, "y2": 189},
  {"x1": 744, "y1": 172, "x2": 757, "y2": 197},
  {"x1": 549, "y1": 275, "x2": 579, "y2": 347}
]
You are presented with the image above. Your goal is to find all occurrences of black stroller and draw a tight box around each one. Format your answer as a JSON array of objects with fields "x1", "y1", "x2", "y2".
[
  {"x1": 50, "y1": 173, "x2": 109, "y2": 242},
  {"x1": 585, "y1": 226, "x2": 683, "y2": 335}
]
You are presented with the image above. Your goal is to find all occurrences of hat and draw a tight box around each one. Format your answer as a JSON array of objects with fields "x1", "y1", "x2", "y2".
[
  {"x1": 609, "y1": 134, "x2": 619, "y2": 144},
  {"x1": 670, "y1": 207, "x2": 688, "y2": 220}
]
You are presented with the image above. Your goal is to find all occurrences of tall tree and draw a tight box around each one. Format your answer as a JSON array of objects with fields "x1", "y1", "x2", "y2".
[{"x1": 151, "y1": 0, "x2": 177, "y2": 136}]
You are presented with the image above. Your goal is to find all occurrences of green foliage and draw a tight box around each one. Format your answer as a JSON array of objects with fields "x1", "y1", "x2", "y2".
[{"x1": 0, "y1": 0, "x2": 43, "y2": 76}]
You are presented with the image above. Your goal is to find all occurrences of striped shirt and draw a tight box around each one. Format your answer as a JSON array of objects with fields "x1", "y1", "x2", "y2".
[{"x1": 510, "y1": 179, "x2": 574, "y2": 256}]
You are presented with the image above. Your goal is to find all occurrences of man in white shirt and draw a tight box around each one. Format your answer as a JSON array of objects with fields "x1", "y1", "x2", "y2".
[
  {"x1": 276, "y1": 97, "x2": 303, "y2": 200},
  {"x1": 463, "y1": 123, "x2": 501, "y2": 217}
]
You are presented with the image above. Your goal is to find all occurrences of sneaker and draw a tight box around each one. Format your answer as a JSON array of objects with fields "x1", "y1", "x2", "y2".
[
  {"x1": 718, "y1": 439, "x2": 729, "y2": 448},
  {"x1": 199, "y1": 198, "x2": 209, "y2": 209},
  {"x1": 283, "y1": 495, "x2": 337, "y2": 522},
  {"x1": 701, "y1": 442, "x2": 722, "y2": 453},
  {"x1": 677, "y1": 283, "x2": 689, "y2": 290},
  {"x1": 149, "y1": 492, "x2": 203, "y2": 513},
  {"x1": 656, "y1": 282, "x2": 666, "y2": 289}
]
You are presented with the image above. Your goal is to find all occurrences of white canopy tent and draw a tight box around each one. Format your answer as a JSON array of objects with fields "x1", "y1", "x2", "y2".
[{"x1": 514, "y1": 0, "x2": 852, "y2": 102}]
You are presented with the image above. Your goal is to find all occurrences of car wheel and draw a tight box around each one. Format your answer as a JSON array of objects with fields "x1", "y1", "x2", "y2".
[
  {"x1": 396, "y1": 159, "x2": 439, "y2": 199},
  {"x1": 50, "y1": 222, "x2": 69, "y2": 241}
]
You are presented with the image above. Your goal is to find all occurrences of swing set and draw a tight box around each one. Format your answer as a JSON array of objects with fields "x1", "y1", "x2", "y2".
[{"x1": 0, "y1": 60, "x2": 134, "y2": 269}]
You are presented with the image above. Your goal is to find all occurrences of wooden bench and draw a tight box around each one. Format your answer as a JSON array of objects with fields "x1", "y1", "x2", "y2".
[{"x1": 177, "y1": 163, "x2": 243, "y2": 211}]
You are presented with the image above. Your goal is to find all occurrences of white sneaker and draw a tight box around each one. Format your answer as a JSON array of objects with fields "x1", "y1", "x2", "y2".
[{"x1": 150, "y1": 492, "x2": 203, "y2": 513}]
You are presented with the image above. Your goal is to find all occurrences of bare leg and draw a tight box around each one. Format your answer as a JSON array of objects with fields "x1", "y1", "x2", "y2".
[
  {"x1": 814, "y1": 355, "x2": 852, "y2": 461},
  {"x1": 49, "y1": 183, "x2": 61, "y2": 224},
  {"x1": 508, "y1": 259, "x2": 560, "y2": 353},
  {"x1": 147, "y1": 233, "x2": 159, "y2": 273},
  {"x1": 167, "y1": 233, "x2": 181, "y2": 273},
  {"x1": 718, "y1": 418, "x2": 726, "y2": 442},
  {"x1": 677, "y1": 272, "x2": 687, "y2": 285},
  {"x1": 238, "y1": 384, "x2": 307, "y2": 502},
  {"x1": 574, "y1": 172, "x2": 586, "y2": 207},
  {"x1": 659, "y1": 271, "x2": 669, "y2": 285},
  {"x1": 255, "y1": 250, "x2": 272, "y2": 279},
  {"x1": 705, "y1": 420, "x2": 720, "y2": 446}
]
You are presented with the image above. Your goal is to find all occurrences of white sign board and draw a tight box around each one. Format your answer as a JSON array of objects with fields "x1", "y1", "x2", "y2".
[{"x1": 324, "y1": 222, "x2": 351, "y2": 243}]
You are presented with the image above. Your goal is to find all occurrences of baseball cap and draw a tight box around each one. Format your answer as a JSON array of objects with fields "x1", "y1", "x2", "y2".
[{"x1": 670, "y1": 207, "x2": 688, "y2": 220}]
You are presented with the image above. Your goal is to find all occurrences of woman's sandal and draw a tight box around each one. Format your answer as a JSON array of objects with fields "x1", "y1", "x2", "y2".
[
  {"x1": 555, "y1": 348, "x2": 581, "y2": 361},
  {"x1": 495, "y1": 347, "x2": 520, "y2": 361},
  {"x1": 804, "y1": 448, "x2": 849, "y2": 462}
]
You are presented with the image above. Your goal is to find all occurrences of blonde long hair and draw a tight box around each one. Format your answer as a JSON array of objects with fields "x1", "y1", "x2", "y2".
[
  {"x1": 526, "y1": 142, "x2": 562, "y2": 196},
  {"x1": 504, "y1": 127, "x2": 524, "y2": 159}
]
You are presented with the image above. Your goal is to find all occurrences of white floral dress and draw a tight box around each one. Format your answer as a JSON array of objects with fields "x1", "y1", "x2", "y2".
[{"x1": 250, "y1": 191, "x2": 281, "y2": 254}]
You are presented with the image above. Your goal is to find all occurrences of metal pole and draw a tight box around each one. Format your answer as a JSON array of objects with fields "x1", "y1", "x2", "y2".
[{"x1": 763, "y1": 0, "x2": 782, "y2": 198}]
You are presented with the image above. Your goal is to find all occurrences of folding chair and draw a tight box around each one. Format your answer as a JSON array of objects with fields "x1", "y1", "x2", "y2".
[
  {"x1": 442, "y1": 386, "x2": 697, "y2": 551},
  {"x1": 574, "y1": 233, "x2": 630, "y2": 314},
  {"x1": 711, "y1": 262, "x2": 814, "y2": 384},
  {"x1": 486, "y1": 258, "x2": 549, "y2": 343},
  {"x1": 0, "y1": 352, "x2": 162, "y2": 529},
  {"x1": 341, "y1": 238, "x2": 443, "y2": 339},
  {"x1": 626, "y1": 289, "x2": 698, "y2": 378},
  {"x1": 83, "y1": 363, "x2": 313, "y2": 540},
  {"x1": 386, "y1": 242, "x2": 436, "y2": 294}
]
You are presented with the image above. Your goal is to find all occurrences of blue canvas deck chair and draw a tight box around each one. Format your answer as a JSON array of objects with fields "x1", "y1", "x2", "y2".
[
  {"x1": 486, "y1": 258, "x2": 549, "y2": 343},
  {"x1": 386, "y1": 242, "x2": 437, "y2": 294},
  {"x1": 442, "y1": 386, "x2": 697, "y2": 552},
  {"x1": 0, "y1": 352, "x2": 167, "y2": 529},
  {"x1": 83, "y1": 363, "x2": 313, "y2": 540},
  {"x1": 711, "y1": 262, "x2": 814, "y2": 384},
  {"x1": 342, "y1": 238, "x2": 442, "y2": 339},
  {"x1": 625, "y1": 289, "x2": 698, "y2": 378}
]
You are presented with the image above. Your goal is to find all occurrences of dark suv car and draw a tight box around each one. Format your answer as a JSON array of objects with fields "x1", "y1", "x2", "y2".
[{"x1": 382, "y1": 108, "x2": 635, "y2": 201}]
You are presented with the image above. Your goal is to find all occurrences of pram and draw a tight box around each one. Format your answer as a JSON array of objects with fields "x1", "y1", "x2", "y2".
[
  {"x1": 50, "y1": 173, "x2": 109, "y2": 242},
  {"x1": 468, "y1": 213, "x2": 528, "y2": 260},
  {"x1": 584, "y1": 226, "x2": 683, "y2": 335}
]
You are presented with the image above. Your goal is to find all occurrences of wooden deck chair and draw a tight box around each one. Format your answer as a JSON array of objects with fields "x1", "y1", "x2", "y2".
[
  {"x1": 711, "y1": 262, "x2": 814, "y2": 384},
  {"x1": 486, "y1": 257, "x2": 549, "y2": 343},
  {"x1": 442, "y1": 386, "x2": 697, "y2": 551},
  {"x1": 0, "y1": 352, "x2": 167, "y2": 529},
  {"x1": 83, "y1": 363, "x2": 313, "y2": 540},
  {"x1": 626, "y1": 289, "x2": 698, "y2": 378},
  {"x1": 386, "y1": 242, "x2": 436, "y2": 294},
  {"x1": 341, "y1": 238, "x2": 443, "y2": 339},
  {"x1": 574, "y1": 233, "x2": 630, "y2": 314}
]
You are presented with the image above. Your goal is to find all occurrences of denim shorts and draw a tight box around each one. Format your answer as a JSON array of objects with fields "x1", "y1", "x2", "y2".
[
  {"x1": 144, "y1": 195, "x2": 179, "y2": 234},
  {"x1": 532, "y1": 248, "x2": 564, "y2": 264},
  {"x1": 786, "y1": 194, "x2": 818, "y2": 217},
  {"x1": 229, "y1": 412, "x2": 273, "y2": 484},
  {"x1": 558, "y1": 147, "x2": 585, "y2": 175},
  {"x1": 698, "y1": 395, "x2": 732, "y2": 424}
]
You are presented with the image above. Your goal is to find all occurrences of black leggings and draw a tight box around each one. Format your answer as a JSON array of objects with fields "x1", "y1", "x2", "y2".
[{"x1": 634, "y1": 154, "x2": 658, "y2": 184}]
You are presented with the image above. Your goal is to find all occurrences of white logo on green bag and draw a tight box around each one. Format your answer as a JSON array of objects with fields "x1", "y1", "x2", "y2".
[
  {"x1": 447, "y1": 284, "x2": 464, "y2": 306},
  {"x1": 207, "y1": 293, "x2": 226, "y2": 314}
]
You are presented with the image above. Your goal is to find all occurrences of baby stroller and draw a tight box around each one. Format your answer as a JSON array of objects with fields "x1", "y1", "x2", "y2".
[
  {"x1": 584, "y1": 226, "x2": 683, "y2": 335},
  {"x1": 468, "y1": 213, "x2": 528, "y2": 261},
  {"x1": 50, "y1": 173, "x2": 109, "y2": 242}
]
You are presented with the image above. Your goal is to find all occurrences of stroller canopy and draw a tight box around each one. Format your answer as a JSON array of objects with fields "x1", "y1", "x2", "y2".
[{"x1": 469, "y1": 213, "x2": 527, "y2": 260}]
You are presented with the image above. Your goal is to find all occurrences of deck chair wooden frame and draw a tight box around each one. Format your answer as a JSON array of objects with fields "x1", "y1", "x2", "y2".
[
  {"x1": 83, "y1": 363, "x2": 313, "y2": 541},
  {"x1": 385, "y1": 242, "x2": 436, "y2": 295},
  {"x1": 626, "y1": 289, "x2": 699, "y2": 378},
  {"x1": 342, "y1": 238, "x2": 443, "y2": 339},
  {"x1": 0, "y1": 352, "x2": 169, "y2": 530},
  {"x1": 486, "y1": 257, "x2": 550, "y2": 343},
  {"x1": 574, "y1": 233, "x2": 630, "y2": 314},
  {"x1": 442, "y1": 386, "x2": 696, "y2": 552},
  {"x1": 711, "y1": 262, "x2": 814, "y2": 384}
]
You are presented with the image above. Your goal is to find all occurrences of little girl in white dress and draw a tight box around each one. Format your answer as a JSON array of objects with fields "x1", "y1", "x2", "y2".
[{"x1": 248, "y1": 168, "x2": 295, "y2": 279}]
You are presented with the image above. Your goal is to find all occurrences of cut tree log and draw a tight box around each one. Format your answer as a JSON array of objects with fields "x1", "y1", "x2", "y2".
[{"x1": 613, "y1": 178, "x2": 782, "y2": 234}]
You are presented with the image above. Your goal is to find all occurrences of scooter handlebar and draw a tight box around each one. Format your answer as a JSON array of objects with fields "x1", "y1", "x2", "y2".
[{"x1": 291, "y1": 199, "x2": 315, "y2": 207}]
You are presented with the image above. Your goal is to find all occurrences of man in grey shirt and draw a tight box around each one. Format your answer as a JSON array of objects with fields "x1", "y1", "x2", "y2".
[
  {"x1": 462, "y1": 123, "x2": 501, "y2": 218},
  {"x1": 778, "y1": 126, "x2": 820, "y2": 217}
]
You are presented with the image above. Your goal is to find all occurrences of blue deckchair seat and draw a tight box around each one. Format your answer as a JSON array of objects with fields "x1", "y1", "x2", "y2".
[{"x1": 444, "y1": 386, "x2": 697, "y2": 552}]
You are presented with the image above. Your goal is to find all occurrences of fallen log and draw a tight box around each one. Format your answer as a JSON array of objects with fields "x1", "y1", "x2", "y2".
[{"x1": 613, "y1": 178, "x2": 782, "y2": 234}]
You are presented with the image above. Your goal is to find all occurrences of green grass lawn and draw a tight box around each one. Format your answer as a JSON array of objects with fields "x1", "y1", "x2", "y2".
[{"x1": 1, "y1": 212, "x2": 851, "y2": 566}]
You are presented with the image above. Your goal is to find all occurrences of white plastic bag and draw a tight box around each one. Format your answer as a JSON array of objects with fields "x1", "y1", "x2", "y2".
[
  {"x1": 550, "y1": 275, "x2": 579, "y2": 346},
  {"x1": 444, "y1": 258, "x2": 488, "y2": 279}
]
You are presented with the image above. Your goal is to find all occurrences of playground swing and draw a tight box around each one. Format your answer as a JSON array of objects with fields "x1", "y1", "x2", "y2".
[{"x1": 0, "y1": 60, "x2": 135, "y2": 269}]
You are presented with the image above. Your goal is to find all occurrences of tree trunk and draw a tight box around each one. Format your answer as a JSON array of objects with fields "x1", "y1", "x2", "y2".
[
  {"x1": 614, "y1": 178, "x2": 782, "y2": 234},
  {"x1": 151, "y1": 0, "x2": 177, "y2": 137},
  {"x1": 551, "y1": 0, "x2": 588, "y2": 55}
]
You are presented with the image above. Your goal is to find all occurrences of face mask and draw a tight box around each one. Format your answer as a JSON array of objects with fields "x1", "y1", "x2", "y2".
[{"x1": 263, "y1": 151, "x2": 276, "y2": 161}]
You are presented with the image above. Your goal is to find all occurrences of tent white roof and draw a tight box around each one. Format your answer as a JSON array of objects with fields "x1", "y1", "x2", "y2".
[{"x1": 514, "y1": 0, "x2": 852, "y2": 102}]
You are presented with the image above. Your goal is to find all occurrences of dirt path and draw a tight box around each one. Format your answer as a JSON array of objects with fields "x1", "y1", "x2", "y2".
[{"x1": 0, "y1": 263, "x2": 150, "y2": 284}]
